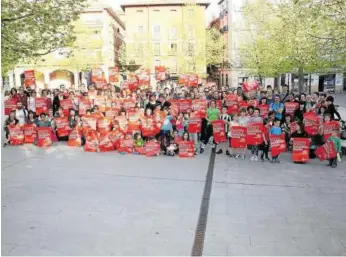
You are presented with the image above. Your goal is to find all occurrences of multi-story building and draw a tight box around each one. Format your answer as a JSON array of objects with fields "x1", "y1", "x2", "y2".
[
  {"x1": 121, "y1": 0, "x2": 209, "y2": 86},
  {"x1": 7, "y1": 0, "x2": 125, "y2": 91}
]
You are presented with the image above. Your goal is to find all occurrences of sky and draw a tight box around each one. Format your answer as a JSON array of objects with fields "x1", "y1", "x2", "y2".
[{"x1": 104, "y1": 0, "x2": 220, "y2": 25}]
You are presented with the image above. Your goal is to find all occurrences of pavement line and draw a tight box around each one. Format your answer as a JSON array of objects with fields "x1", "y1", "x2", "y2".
[{"x1": 191, "y1": 148, "x2": 216, "y2": 256}]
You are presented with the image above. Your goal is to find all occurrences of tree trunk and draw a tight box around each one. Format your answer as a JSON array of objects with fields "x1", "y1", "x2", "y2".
[{"x1": 298, "y1": 67, "x2": 304, "y2": 93}]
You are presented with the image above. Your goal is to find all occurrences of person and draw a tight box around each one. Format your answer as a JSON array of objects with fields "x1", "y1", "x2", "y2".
[
  {"x1": 9, "y1": 88, "x2": 19, "y2": 102},
  {"x1": 53, "y1": 92, "x2": 64, "y2": 116},
  {"x1": 281, "y1": 114, "x2": 292, "y2": 147},
  {"x1": 293, "y1": 101, "x2": 306, "y2": 122},
  {"x1": 165, "y1": 130, "x2": 180, "y2": 156},
  {"x1": 17, "y1": 86, "x2": 28, "y2": 108},
  {"x1": 269, "y1": 119, "x2": 282, "y2": 163},
  {"x1": 158, "y1": 94, "x2": 171, "y2": 111},
  {"x1": 145, "y1": 94, "x2": 158, "y2": 112},
  {"x1": 217, "y1": 106, "x2": 231, "y2": 155},
  {"x1": 280, "y1": 84, "x2": 289, "y2": 102},
  {"x1": 26, "y1": 110, "x2": 37, "y2": 124},
  {"x1": 35, "y1": 113, "x2": 52, "y2": 127},
  {"x1": 176, "y1": 112, "x2": 185, "y2": 137},
  {"x1": 41, "y1": 89, "x2": 53, "y2": 111},
  {"x1": 160, "y1": 107, "x2": 173, "y2": 143},
  {"x1": 327, "y1": 130, "x2": 341, "y2": 168},
  {"x1": 247, "y1": 105, "x2": 255, "y2": 116},
  {"x1": 249, "y1": 108, "x2": 263, "y2": 161},
  {"x1": 234, "y1": 108, "x2": 249, "y2": 159},
  {"x1": 3, "y1": 110, "x2": 19, "y2": 147},
  {"x1": 200, "y1": 100, "x2": 220, "y2": 154},
  {"x1": 269, "y1": 95, "x2": 284, "y2": 120},
  {"x1": 325, "y1": 96, "x2": 341, "y2": 120},
  {"x1": 134, "y1": 132, "x2": 144, "y2": 148},
  {"x1": 304, "y1": 94, "x2": 316, "y2": 112},
  {"x1": 15, "y1": 101, "x2": 27, "y2": 125},
  {"x1": 27, "y1": 91, "x2": 36, "y2": 112}
]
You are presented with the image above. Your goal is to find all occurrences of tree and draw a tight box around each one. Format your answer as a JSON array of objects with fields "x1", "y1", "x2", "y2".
[
  {"x1": 240, "y1": 0, "x2": 345, "y2": 92},
  {"x1": 1, "y1": 0, "x2": 87, "y2": 75},
  {"x1": 205, "y1": 27, "x2": 226, "y2": 78}
]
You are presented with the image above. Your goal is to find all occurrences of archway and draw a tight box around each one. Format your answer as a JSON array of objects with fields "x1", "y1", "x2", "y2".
[{"x1": 49, "y1": 70, "x2": 74, "y2": 89}]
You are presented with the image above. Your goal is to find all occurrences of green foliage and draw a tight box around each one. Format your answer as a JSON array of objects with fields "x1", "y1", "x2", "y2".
[
  {"x1": 240, "y1": 0, "x2": 346, "y2": 82},
  {"x1": 205, "y1": 27, "x2": 226, "y2": 67},
  {"x1": 1, "y1": 0, "x2": 87, "y2": 75}
]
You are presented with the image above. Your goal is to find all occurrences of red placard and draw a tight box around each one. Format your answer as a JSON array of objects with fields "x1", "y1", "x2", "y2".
[
  {"x1": 94, "y1": 96, "x2": 106, "y2": 112},
  {"x1": 105, "y1": 107, "x2": 119, "y2": 119},
  {"x1": 128, "y1": 111, "x2": 141, "y2": 133},
  {"x1": 118, "y1": 139, "x2": 134, "y2": 153},
  {"x1": 67, "y1": 129, "x2": 82, "y2": 147},
  {"x1": 109, "y1": 67, "x2": 119, "y2": 83},
  {"x1": 82, "y1": 116, "x2": 97, "y2": 132},
  {"x1": 60, "y1": 99, "x2": 73, "y2": 116},
  {"x1": 178, "y1": 141, "x2": 195, "y2": 158},
  {"x1": 315, "y1": 141, "x2": 337, "y2": 161},
  {"x1": 270, "y1": 134, "x2": 286, "y2": 156},
  {"x1": 92, "y1": 68, "x2": 104, "y2": 86},
  {"x1": 225, "y1": 95, "x2": 238, "y2": 114},
  {"x1": 216, "y1": 100, "x2": 223, "y2": 111},
  {"x1": 138, "y1": 68, "x2": 150, "y2": 86},
  {"x1": 290, "y1": 121, "x2": 298, "y2": 134},
  {"x1": 4, "y1": 99, "x2": 17, "y2": 115},
  {"x1": 155, "y1": 66, "x2": 166, "y2": 81},
  {"x1": 304, "y1": 112, "x2": 320, "y2": 136},
  {"x1": 79, "y1": 98, "x2": 91, "y2": 116},
  {"x1": 141, "y1": 118, "x2": 156, "y2": 137},
  {"x1": 248, "y1": 99, "x2": 259, "y2": 107},
  {"x1": 8, "y1": 126, "x2": 24, "y2": 145},
  {"x1": 55, "y1": 117, "x2": 70, "y2": 137},
  {"x1": 24, "y1": 70, "x2": 36, "y2": 88},
  {"x1": 246, "y1": 122, "x2": 263, "y2": 145},
  {"x1": 231, "y1": 126, "x2": 247, "y2": 148},
  {"x1": 37, "y1": 127, "x2": 52, "y2": 147},
  {"x1": 122, "y1": 99, "x2": 136, "y2": 110},
  {"x1": 285, "y1": 102, "x2": 299, "y2": 116},
  {"x1": 112, "y1": 99, "x2": 123, "y2": 109},
  {"x1": 169, "y1": 100, "x2": 179, "y2": 116},
  {"x1": 259, "y1": 104, "x2": 269, "y2": 118},
  {"x1": 178, "y1": 74, "x2": 188, "y2": 85},
  {"x1": 188, "y1": 112, "x2": 202, "y2": 133},
  {"x1": 145, "y1": 141, "x2": 160, "y2": 157},
  {"x1": 188, "y1": 74, "x2": 198, "y2": 87},
  {"x1": 212, "y1": 120, "x2": 226, "y2": 143},
  {"x1": 109, "y1": 129, "x2": 125, "y2": 149},
  {"x1": 99, "y1": 132, "x2": 114, "y2": 152},
  {"x1": 242, "y1": 81, "x2": 258, "y2": 95},
  {"x1": 239, "y1": 101, "x2": 248, "y2": 109},
  {"x1": 179, "y1": 99, "x2": 192, "y2": 112},
  {"x1": 97, "y1": 118, "x2": 112, "y2": 134},
  {"x1": 23, "y1": 124, "x2": 36, "y2": 144},
  {"x1": 323, "y1": 121, "x2": 340, "y2": 141},
  {"x1": 84, "y1": 129, "x2": 99, "y2": 152},
  {"x1": 192, "y1": 99, "x2": 207, "y2": 118},
  {"x1": 115, "y1": 116, "x2": 128, "y2": 134},
  {"x1": 292, "y1": 138, "x2": 311, "y2": 162},
  {"x1": 35, "y1": 97, "x2": 48, "y2": 115}
]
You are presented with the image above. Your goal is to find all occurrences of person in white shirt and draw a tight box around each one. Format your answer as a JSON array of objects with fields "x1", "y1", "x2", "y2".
[
  {"x1": 15, "y1": 101, "x2": 27, "y2": 125},
  {"x1": 27, "y1": 91, "x2": 36, "y2": 112}
]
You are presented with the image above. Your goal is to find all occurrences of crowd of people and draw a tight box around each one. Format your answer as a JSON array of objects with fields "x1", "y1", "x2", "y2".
[{"x1": 3, "y1": 81, "x2": 343, "y2": 167}]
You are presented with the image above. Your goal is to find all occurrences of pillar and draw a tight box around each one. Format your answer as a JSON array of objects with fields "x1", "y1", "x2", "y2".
[
  {"x1": 74, "y1": 71, "x2": 79, "y2": 89},
  {"x1": 8, "y1": 71, "x2": 14, "y2": 89},
  {"x1": 14, "y1": 71, "x2": 21, "y2": 88}
]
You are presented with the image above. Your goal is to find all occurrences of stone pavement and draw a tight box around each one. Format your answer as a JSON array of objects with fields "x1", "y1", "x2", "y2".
[{"x1": 2, "y1": 142, "x2": 346, "y2": 256}]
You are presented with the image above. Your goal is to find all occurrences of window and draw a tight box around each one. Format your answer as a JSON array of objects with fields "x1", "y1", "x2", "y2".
[
  {"x1": 153, "y1": 25, "x2": 160, "y2": 39},
  {"x1": 170, "y1": 9, "x2": 177, "y2": 12},
  {"x1": 222, "y1": 74, "x2": 224, "y2": 86},
  {"x1": 188, "y1": 43, "x2": 195, "y2": 56},
  {"x1": 170, "y1": 59, "x2": 178, "y2": 72},
  {"x1": 187, "y1": 25, "x2": 194, "y2": 38},
  {"x1": 155, "y1": 60, "x2": 161, "y2": 67},
  {"x1": 226, "y1": 74, "x2": 229, "y2": 85},
  {"x1": 153, "y1": 9, "x2": 160, "y2": 12},
  {"x1": 136, "y1": 10, "x2": 143, "y2": 13},
  {"x1": 169, "y1": 26, "x2": 177, "y2": 39},
  {"x1": 154, "y1": 43, "x2": 160, "y2": 56},
  {"x1": 138, "y1": 25, "x2": 144, "y2": 34},
  {"x1": 169, "y1": 43, "x2": 177, "y2": 55},
  {"x1": 188, "y1": 9, "x2": 194, "y2": 18}
]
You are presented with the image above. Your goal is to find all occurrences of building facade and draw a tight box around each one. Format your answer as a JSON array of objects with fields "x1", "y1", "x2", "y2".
[
  {"x1": 121, "y1": 0, "x2": 209, "y2": 86},
  {"x1": 7, "y1": 0, "x2": 125, "y2": 91}
]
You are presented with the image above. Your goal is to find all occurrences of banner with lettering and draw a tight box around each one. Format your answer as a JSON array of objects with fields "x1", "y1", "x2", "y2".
[
  {"x1": 259, "y1": 104, "x2": 269, "y2": 118},
  {"x1": 304, "y1": 112, "x2": 320, "y2": 136},
  {"x1": 67, "y1": 129, "x2": 82, "y2": 147},
  {"x1": 138, "y1": 68, "x2": 150, "y2": 86},
  {"x1": 187, "y1": 112, "x2": 202, "y2": 133},
  {"x1": 91, "y1": 68, "x2": 105, "y2": 89},
  {"x1": 84, "y1": 129, "x2": 99, "y2": 152},
  {"x1": 55, "y1": 117, "x2": 70, "y2": 137},
  {"x1": 285, "y1": 102, "x2": 299, "y2": 116},
  {"x1": 290, "y1": 121, "x2": 298, "y2": 134},
  {"x1": 60, "y1": 99, "x2": 73, "y2": 116},
  {"x1": 270, "y1": 134, "x2": 286, "y2": 156},
  {"x1": 315, "y1": 141, "x2": 337, "y2": 161},
  {"x1": 155, "y1": 66, "x2": 166, "y2": 81},
  {"x1": 37, "y1": 127, "x2": 52, "y2": 147},
  {"x1": 225, "y1": 95, "x2": 238, "y2": 114},
  {"x1": 23, "y1": 124, "x2": 36, "y2": 144},
  {"x1": 108, "y1": 67, "x2": 119, "y2": 83},
  {"x1": 178, "y1": 141, "x2": 195, "y2": 158},
  {"x1": 242, "y1": 81, "x2": 258, "y2": 96},
  {"x1": 145, "y1": 141, "x2": 160, "y2": 157},
  {"x1": 231, "y1": 126, "x2": 247, "y2": 148},
  {"x1": 212, "y1": 120, "x2": 226, "y2": 143},
  {"x1": 8, "y1": 126, "x2": 24, "y2": 145},
  {"x1": 35, "y1": 97, "x2": 48, "y2": 115},
  {"x1": 192, "y1": 99, "x2": 207, "y2": 118},
  {"x1": 24, "y1": 70, "x2": 36, "y2": 88},
  {"x1": 99, "y1": 133, "x2": 114, "y2": 152},
  {"x1": 179, "y1": 99, "x2": 192, "y2": 112},
  {"x1": 292, "y1": 138, "x2": 310, "y2": 162},
  {"x1": 79, "y1": 98, "x2": 92, "y2": 116},
  {"x1": 323, "y1": 121, "x2": 340, "y2": 141},
  {"x1": 4, "y1": 99, "x2": 17, "y2": 115},
  {"x1": 246, "y1": 122, "x2": 263, "y2": 145},
  {"x1": 118, "y1": 139, "x2": 134, "y2": 153}
]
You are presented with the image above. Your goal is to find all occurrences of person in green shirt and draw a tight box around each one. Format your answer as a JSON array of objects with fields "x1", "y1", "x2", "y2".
[
  {"x1": 327, "y1": 129, "x2": 341, "y2": 168},
  {"x1": 200, "y1": 101, "x2": 220, "y2": 154}
]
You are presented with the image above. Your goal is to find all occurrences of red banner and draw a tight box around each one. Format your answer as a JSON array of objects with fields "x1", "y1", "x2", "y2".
[
  {"x1": 97, "y1": 118, "x2": 112, "y2": 134},
  {"x1": 259, "y1": 104, "x2": 269, "y2": 118},
  {"x1": 216, "y1": 100, "x2": 223, "y2": 111},
  {"x1": 192, "y1": 99, "x2": 207, "y2": 118},
  {"x1": 118, "y1": 139, "x2": 134, "y2": 153},
  {"x1": 231, "y1": 126, "x2": 247, "y2": 148},
  {"x1": 99, "y1": 133, "x2": 114, "y2": 152},
  {"x1": 84, "y1": 129, "x2": 99, "y2": 152},
  {"x1": 270, "y1": 134, "x2": 286, "y2": 156},
  {"x1": 79, "y1": 98, "x2": 91, "y2": 116},
  {"x1": 138, "y1": 68, "x2": 150, "y2": 86},
  {"x1": 24, "y1": 70, "x2": 36, "y2": 88},
  {"x1": 242, "y1": 81, "x2": 258, "y2": 95},
  {"x1": 8, "y1": 126, "x2": 24, "y2": 145},
  {"x1": 37, "y1": 127, "x2": 52, "y2": 147},
  {"x1": 188, "y1": 112, "x2": 202, "y2": 133},
  {"x1": 23, "y1": 124, "x2": 36, "y2": 144},
  {"x1": 123, "y1": 99, "x2": 136, "y2": 110},
  {"x1": 188, "y1": 74, "x2": 198, "y2": 87},
  {"x1": 304, "y1": 112, "x2": 320, "y2": 136},
  {"x1": 179, "y1": 99, "x2": 192, "y2": 112},
  {"x1": 67, "y1": 129, "x2": 82, "y2": 147},
  {"x1": 315, "y1": 141, "x2": 337, "y2": 161},
  {"x1": 145, "y1": 141, "x2": 160, "y2": 157},
  {"x1": 248, "y1": 99, "x2": 259, "y2": 107},
  {"x1": 290, "y1": 121, "x2": 298, "y2": 134},
  {"x1": 4, "y1": 99, "x2": 17, "y2": 115},
  {"x1": 60, "y1": 99, "x2": 73, "y2": 116},
  {"x1": 115, "y1": 116, "x2": 128, "y2": 134},
  {"x1": 292, "y1": 138, "x2": 310, "y2": 162},
  {"x1": 178, "y1": 74, "x2": 188, "y2": 85},
  {"x1": 285, "y1": 102, "x2": 299, "y2": 116},
  {"x1": 246, "y1": 122, "x2": 263, "y2": 145},
  {"x1": 108, "y1": 67, "x2": 119, "y2": 83},
  {"x1": 128, "y1": 111, "x2": 141, "y2": 133},
  {"x1": 178, "y1": 141, "x2": 195, "y2": 158},
  {"x1": 155, "y1": 66, "x2": 166, "y2": 81},
  {"x1": 55, "y1": 117, "x2": 70, "y2": 137},
  {"x1": 35, "y1": 97, "x2": 48, "y2": 115},
  {"x1": 82, "y1": 116, "x2": 97, "y2": 132},
  {"x1": 94, "y1": 96, "x2": 106, "y2": 112},
  {"x1": 141, "y1": 118, "x2": 156, "y2": 137},
  {"x1": 212, "y1": 120, "x2": 226, "y2": 143},
  {"x1": 323, "y1": 121, "x2": 340, "y2": 141}
]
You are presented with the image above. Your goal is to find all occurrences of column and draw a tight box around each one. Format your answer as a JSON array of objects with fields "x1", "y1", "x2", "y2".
[
  {"x1": 8, "y1": 71, "x2": 14, "y2": 89},
  {"x1": 74, "y1": 71, "x2": 79, "y2": 89},
  {"x1": 44, "y1": 70, "x2": 50, "y2": 89},
  {"x1": 15, "y1": 71, "x2": 21, "y2": 88}
]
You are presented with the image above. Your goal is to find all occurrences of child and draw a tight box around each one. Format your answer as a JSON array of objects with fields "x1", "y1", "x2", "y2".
[
  {"x1": 269, "y1": 119, "x2": 282, "y2": 163},
  {"x1": 327, "y1": 130, "x2": 341, "y2": 168},
  {"x1": 217, "y1": 106, "x2": 231, "y2": 155},
  {"x1": 236, "y1": 108, "x2": 248, "y2": 159},
  {"x1": 166, "y1": 130, "x2": 179, "y2": 156},
  {"x1": 249, "y1": 108, "x2": 263, "y2": 161},
  {"x1": 176, "y1": 112, "x2": 185, "y2": 137},
  {"x1": 228, "y1": 113, "x2": 238, "y2": 158},
  {"x1": 133, "y1": 132, "x2": 144, "y2": 154}
]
